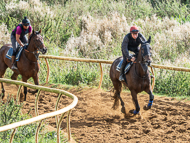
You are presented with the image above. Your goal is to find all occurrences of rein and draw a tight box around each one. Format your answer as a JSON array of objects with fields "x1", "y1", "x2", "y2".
[
  {"x1": 133, "y1": 44, "x2": 149, "y2": 79},
  {"x1": 24, "y1": 49, "x2": 40, "y2": 62},
  {"x1": 134, "y1": 62, "x2": 149, "y2": 79}
]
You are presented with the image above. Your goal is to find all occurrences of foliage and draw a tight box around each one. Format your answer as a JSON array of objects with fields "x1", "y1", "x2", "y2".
[
  {"x1": 0, "y1": 95, "x2": 37, "y2": 142},
  {"x1": 0, "y1": 95, "x2": 67, "y2": 143},
  {"x1": 154, "y1": 69, "x2": 190, "y2": 96},
  {"x1": 1, "y1": 0, "x2": 190, "y2": 96}
]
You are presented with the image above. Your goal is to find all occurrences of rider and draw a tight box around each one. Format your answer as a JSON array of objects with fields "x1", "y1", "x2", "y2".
[
  {"x1": 11, "y1": 16, "x2": 32, "y2": 70},
  {"x1": 119, "y1": 26, "x2": 146, "y2": 81}
]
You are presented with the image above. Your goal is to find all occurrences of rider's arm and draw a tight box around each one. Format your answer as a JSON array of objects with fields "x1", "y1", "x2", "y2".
[
  {"x1": 28, "y1": 26, "x2": 32, "y2": 40},
  {"x1": 28, "y1": 32, "x2": 32, "y2": 41},
  {"x1": 121, "y1": 35, "x2": 132, "y2": 60},
  {"x1": 16, "y1": 34, "x2": 24, "y2": 47}
]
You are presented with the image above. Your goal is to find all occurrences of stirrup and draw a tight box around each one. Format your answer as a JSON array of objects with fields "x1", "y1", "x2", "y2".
[
  {"x1": 11, "y1": 65, "x2": 18, "y2": 70},
  {"x1": 119, "y1": 75, "x2": 124, "y2": 81}
]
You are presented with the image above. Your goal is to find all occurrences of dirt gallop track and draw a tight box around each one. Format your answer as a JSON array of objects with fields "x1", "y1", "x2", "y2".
[{"x1": 2, "y1": 83, "x2": 190, "y2": 142}]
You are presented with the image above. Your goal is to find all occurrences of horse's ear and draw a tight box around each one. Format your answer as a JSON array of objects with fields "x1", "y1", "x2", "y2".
[
  {"x1": 39, "y1": 29, "x2": 42, "y2": 34},
  {"x1": 33, "y1": 29, "x2": 36, "y2": 34},
  {"x1": 139, "y1": 37, "x2": 145, "y2": 44},
  {"x1": 147, "y1": 36, "x2": 151, "y2": 43}
]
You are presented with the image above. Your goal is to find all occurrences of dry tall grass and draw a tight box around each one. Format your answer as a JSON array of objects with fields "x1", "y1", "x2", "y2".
[{"x1": 0, "y1": 0, "x2": 190, "y2": 67}]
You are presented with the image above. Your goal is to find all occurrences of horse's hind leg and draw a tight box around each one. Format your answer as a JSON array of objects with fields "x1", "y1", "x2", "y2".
[
  {"x1": 22, "y1": 76, "x2": 29, "y2": 101},
  {"x1": 0, "y1": 63, "x2": 8, "y2": 99},
  {"x1": 11, "y1": 72, "x2": 19, "y2": 80},
  {"x1": 112, "y1": 79, "x2": 125, "y2": 113}
]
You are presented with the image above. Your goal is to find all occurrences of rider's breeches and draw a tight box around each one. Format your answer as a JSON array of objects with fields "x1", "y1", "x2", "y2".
[
  {"x1": 122, "y1": 50, "x2": 127, "y2": 66},
  {"x1": 11, "y1": 34, "x2": 28, "y2": 56}
]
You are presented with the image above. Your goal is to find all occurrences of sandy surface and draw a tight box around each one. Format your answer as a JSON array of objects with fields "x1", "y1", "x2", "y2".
[{"x1": 2, "y1": 83, "x2": 190, "y2": 143}]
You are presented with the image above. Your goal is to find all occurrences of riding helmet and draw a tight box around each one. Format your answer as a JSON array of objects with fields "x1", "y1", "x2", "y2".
[
  {"x1": 22, "y1": 16, "x2": 30, "y2": 26},
  {"x1": 130, "y1": 26, "x2": 139, "y2": 33}
]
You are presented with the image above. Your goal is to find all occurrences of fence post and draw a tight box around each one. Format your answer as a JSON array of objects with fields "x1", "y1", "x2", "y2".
[
  {"x1": 45, "y1": 58, "x2": 50, "y2": 84},
  {"x1": 9, "y1": 128, "x2": 17, "y2": 143},
  {"x1": 67, "y1": 110, "x2": 71, "y2": 141},
  {"x1": 98, "y1": 63, "x2": 103, "y2": 89},
  {"x1": 16, "y1": 85, "x2": 22, "y2": 104},
  {"x1": 150, "y1": 66, "x2": 155, "y2": 91}
]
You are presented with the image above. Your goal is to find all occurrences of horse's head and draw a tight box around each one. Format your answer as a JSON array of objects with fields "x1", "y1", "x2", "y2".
[
  {"x1": 29, "y1": 29, "x2": 47, "y2": 54},
  {"x1": 140, "y1": 36, "x2": 152, "y2": 66}
]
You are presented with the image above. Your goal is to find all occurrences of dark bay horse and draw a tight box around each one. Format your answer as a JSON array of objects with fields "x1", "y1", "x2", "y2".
[
  {"x1": 0, "y1": 29, "x2": 47, "y2": 101},
  {"x1": 110, "y1": 36, "x2": 154, "y2": 115}
]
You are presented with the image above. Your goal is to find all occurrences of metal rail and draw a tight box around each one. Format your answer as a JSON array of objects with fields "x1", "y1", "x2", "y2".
[{"x1": 0, "y1": 78, "x2": 78, "y2": 143}]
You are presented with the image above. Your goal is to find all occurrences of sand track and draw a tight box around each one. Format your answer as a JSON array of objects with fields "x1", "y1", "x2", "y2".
[{"x1": 2, "y1": 83, "x2": 190, "y2": 142}]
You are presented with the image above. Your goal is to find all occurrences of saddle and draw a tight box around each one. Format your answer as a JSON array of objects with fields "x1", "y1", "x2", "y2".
[
  {"x1": 6, "y1": 45, "x2": 27, "y2": 61},
  {"x1": 116, "y1": 59, "x2": 133, "y2": 74}
]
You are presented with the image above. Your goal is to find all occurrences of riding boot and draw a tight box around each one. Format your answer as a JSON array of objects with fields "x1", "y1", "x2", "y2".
[
  {"x1": 11, "y1": 56, "x2": 18, "y2": 70},
  {"x1": 119, "y1": 63, "x2": 126, "y2": 81}
]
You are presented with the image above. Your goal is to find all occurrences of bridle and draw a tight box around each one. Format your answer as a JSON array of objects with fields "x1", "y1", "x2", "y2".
[
  {"x1": 24, "y1": 34, "x2": 44, "y2": 62},
  {"x1": 134, "y1": 43, "x2": 151, "y2": 79}
]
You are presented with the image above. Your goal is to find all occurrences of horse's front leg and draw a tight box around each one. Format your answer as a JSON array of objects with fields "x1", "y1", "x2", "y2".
[
  {"x1": 131, "y1": 90, "x2": 140, "y2": 115},
  {"x1": 144, "y1": 90, "x2": 154, "y2": 110},
  {"x1": 32, "y1": 74, "x2": 39, "y2": 93},
  {"x1": 22, "y1": 76, "x2": 29, "y2": 101}
]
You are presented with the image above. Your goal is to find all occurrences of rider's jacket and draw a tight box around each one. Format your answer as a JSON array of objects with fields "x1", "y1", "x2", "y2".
[
  {"x1": 12, "y1": 24, "x2": 30, "y2": 38},
  {"x1": 121, "y1": 32, "x2": 146, "y2": 60}
]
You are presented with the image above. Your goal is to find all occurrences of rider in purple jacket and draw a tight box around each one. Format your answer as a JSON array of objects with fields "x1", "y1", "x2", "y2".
[{"x1": 11, "y1": 16, "x2": 32, "y2": 70}]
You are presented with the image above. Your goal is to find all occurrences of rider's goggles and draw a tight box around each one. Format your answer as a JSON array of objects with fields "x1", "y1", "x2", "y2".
[{"x1": 23, "y1": 23, "x2": 30, "y2": 26}]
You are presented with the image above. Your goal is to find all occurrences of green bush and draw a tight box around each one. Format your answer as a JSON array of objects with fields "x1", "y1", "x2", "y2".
[
  {"x1": 154, "y1": 69, "x2": 190, "y2": 96},
  {"x1": 0, "y1": 95, "x2": 67, "y2": 143},
  {"x1": 0, "y1": 95, "x2": 37, "y2": 142}
]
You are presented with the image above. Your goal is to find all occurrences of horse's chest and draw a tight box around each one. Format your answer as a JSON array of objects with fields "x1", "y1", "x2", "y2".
[
  {"x1": 128, "y1": 77, "x2": 150, "y2": 92},
  {"x1": 19, "y1": 62, "x2": 39, "y2": 77}
]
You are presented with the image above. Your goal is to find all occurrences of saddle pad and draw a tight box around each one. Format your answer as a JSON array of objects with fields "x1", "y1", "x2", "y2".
[
  {"x1": 116, "y1": 59, "x2": 133, "y2": 74},
  {"x1": 5, "y1": 48, "x2": 13, "y2": 60},
  {"x1": 5, "y1": 46, "x2": 24, "y2": 61}
]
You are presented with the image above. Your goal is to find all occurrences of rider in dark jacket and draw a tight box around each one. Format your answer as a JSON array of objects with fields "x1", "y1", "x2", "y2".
[
  {"x1": 119, "y1": 26, "x2": 146, "y2": 81},
  {"x1": 11, "y1": 16, "x2": 32, "y2": 70}
]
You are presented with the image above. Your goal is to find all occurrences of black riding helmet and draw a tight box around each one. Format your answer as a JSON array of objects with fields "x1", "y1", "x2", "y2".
[{"x1": 22, "y1": 16, "x2": 30, "y2": 26}]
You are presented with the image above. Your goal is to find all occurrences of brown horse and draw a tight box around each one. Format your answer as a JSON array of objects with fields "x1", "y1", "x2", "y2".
[
  {"x1": 110, "y1": 36, "x2": 154, "y2": 115},
  {"x1": 0, "y1": 29, "x2": 47, "y2": 101}
]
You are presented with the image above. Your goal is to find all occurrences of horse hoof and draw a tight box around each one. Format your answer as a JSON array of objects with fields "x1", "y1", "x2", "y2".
[
  {"x1": 143, "y1": 105, "x2": 151, "y2": 110},
  {"x1": 129, "y1": 109, "x2": 139, "y2": 115}
]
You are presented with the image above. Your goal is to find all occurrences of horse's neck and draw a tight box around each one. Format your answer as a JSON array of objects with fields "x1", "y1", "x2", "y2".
[
  {"x1": 24, "y1": 43, "x2": 37, "y2": 62},
  {"x1": 135, "y1": 49, "x2": 147, "y2": 77}
]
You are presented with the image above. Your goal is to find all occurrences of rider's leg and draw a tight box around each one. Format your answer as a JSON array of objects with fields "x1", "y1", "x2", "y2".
[
  {"x1": 11, "y1": 34, "x2": 18, "y2": 70},
  {"x1": 119, "y1": 51, "x2": 127, "y2": 81}
]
